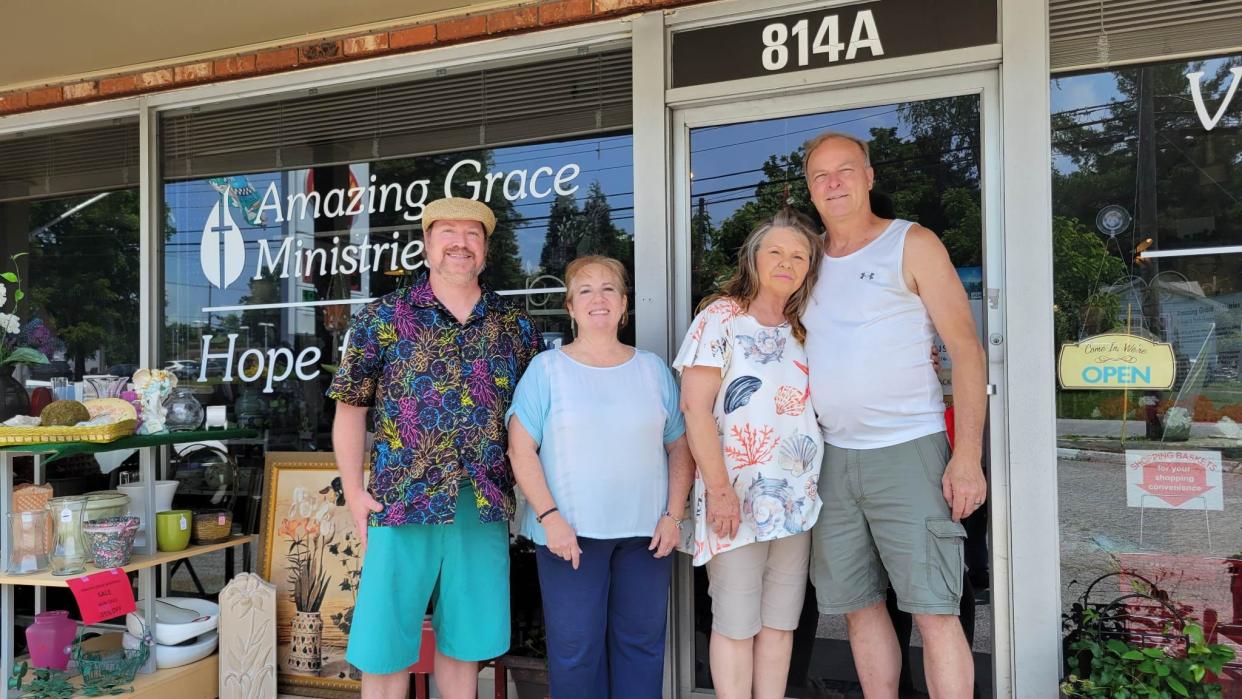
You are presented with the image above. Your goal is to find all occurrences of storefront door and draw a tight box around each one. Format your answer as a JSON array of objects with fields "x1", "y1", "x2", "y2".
[{"x1": 668, "y1": 70, "x2": 1008, "y2": 698}]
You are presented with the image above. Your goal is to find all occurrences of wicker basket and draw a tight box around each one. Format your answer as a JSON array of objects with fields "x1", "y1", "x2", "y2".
[
  {"x1": 193, "y1": 509, "x2": 233, "y2": 544},
  {"x1": 12, "y1": 483, "x2": 52, "y2": 512},
  {"x1": 0, "y1": 419, "x2": 137, "y2": 447}
]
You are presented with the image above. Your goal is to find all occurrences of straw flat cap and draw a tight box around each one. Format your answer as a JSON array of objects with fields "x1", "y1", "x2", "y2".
[{"x1": 422, "y1": 197, "x2": 497, "y2": 237}]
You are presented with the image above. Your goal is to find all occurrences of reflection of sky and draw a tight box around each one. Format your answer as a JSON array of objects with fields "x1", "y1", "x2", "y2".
[
  {"x1": 166, "y1": 172, "x2": 281, "y2": 321},
  {"x1": 163, "y1": 133, "x2": 633, "y2": 323},
  {"x1": 497, "y1": 133, "x2": 633, "y2": 264},
  {"x1": 690, "y1": 106, "x2": 904, "y2": 224},
  {"x1": 1050, "y1": 56, "x2": 1241, "y2": 173},
  {"x1": 1051, "y1": 73, "x2": 1124, "y2": 173}
]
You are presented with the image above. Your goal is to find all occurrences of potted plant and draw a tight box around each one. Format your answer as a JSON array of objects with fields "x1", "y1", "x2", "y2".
[
  {"x1": 279, "y1": 487, "x2": 336, "y2": 676},
  {"x1": 505, "y1": 535, "x2": 549, "y2": 699},
  {"x1": 0, "y1": 253, "x2": 50, "y2": 420},
  {"x1": 1062, "y1": 572, "x2": 1236, "y2": 697}
]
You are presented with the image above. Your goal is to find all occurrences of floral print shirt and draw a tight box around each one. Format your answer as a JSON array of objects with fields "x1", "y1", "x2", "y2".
[
  {"x1": 327, "y1": 274, "x2": 542, "y2": 526},
  {"x1": 673, "y1": 298, "x2": 823, "y2": 565}
]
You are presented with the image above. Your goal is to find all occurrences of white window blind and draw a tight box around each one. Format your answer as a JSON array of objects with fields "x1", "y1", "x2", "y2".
[
  {"x1": 161, "y1": 49, "x2": 632, "y2": 180},
  {"x1": 0, "y1": 121, "x2": 140, "y2": 202},
  {"x1": 1051, "y1": 0, "x2": 1242, "y2": 72}
]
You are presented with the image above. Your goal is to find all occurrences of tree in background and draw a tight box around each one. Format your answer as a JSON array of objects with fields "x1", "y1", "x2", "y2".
[
  {"x1": 26, "y1": 189, "x2": 141, "y2": 376},
  {"x1": 537, "y1": 182, "x2": 631, "y2": 282},
  {"x1": 689, "y1": 94, "x2": 985, "y2": 306},
  {"x1": 370, "y1": 150, "x2": 527, "y2": 293},
  {"x1": 539, "y1": 193, "x2": 583, "y2": 282},
  {"x1": 1052, "y1": 215, "x2": 1126, "y2": 346},
  {"x1": 1051, "y1": 60, "x2": 1242, "y2": 361}
]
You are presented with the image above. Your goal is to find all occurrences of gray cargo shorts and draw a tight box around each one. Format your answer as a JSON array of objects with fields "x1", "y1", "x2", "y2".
[{"x1": 810, "y1": 432, "x2": 966, "y2": 616}]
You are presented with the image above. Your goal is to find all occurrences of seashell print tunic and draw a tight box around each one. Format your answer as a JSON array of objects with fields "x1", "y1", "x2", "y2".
[{"x1": 673, "y1": 298, "x2": 823, "y2": 565}]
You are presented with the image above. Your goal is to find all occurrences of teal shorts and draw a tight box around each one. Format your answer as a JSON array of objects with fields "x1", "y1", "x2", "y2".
[{"x1": 345, "y1": 486, "x2": 510, "y2": 674}]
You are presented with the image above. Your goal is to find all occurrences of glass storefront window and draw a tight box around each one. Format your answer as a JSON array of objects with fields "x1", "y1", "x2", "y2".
[
  {"x1": 0, "y1": 191, "x2": 140, "y2": 382},
  {"x1": 1053, "y1": 53, "x2": 1242, "y2": 694},
  {"x1": 0, "y1": 121, "x2": 142, "y2": 386},
  {"x1": 162, "y1": 132, "x2": 634, "y2": 450}
]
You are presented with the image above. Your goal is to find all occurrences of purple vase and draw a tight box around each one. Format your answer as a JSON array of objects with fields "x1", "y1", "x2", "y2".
[{"x1": 25, "y1": 610, "x2": 76, "y2": 670}]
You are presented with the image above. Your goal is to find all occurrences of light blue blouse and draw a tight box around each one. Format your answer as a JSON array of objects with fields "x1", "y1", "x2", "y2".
[{"x1": 506, "y1": 348, "x2": 686, "y2": 545}]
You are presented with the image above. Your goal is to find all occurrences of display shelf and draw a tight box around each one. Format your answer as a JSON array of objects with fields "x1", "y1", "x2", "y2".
[
  {"x1": 14, "y1": 634, "x2": 219, "y2": 699},
  {"x1": 1, "y1": 429, "x2": 257, "y2": 698},
  {"x1": 0, "y1": 428, "x2": 258, "y2": 463},
  {"x1": 0, "y1": 535, "x2": 253, "y2": 587}
]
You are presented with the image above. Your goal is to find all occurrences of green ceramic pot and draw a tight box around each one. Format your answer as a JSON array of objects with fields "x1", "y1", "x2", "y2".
[{"x1": 155, "y1": 510, "x2": 192, "y2": 552}]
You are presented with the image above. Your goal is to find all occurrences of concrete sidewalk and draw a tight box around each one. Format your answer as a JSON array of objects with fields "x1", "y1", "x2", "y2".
[{"x1": 1057, "y1": 418, "x2": 1239, "y2": 440}]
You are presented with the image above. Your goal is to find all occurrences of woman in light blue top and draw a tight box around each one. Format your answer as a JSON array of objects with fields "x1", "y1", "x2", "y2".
[{"x1": 507, "y1": 255, "x2": 694, "y2": 699}]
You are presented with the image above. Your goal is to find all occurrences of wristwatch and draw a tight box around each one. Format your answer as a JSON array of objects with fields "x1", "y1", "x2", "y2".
[{"x1": 662, "y1": 511, "x2": 685, "y2": 526}]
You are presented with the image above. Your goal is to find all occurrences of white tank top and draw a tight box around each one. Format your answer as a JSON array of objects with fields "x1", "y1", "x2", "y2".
[{"x1": 804, "y1": 219, "x2": 945, "y2": 449}]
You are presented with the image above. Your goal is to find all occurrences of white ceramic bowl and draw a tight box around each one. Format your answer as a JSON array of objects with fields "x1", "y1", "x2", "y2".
[
  {"x1": 125, "y1": 597, "x2": 219, "y2": 646},
  {"x1": 123, "y1": 630, "x2": 218, "y2": 669},
  {"x1": 80, "y1": 490, "x2": 132, "y2": 521},
  {"x1": 117, "y1": 481, "x2": 179, "y2": 543}
]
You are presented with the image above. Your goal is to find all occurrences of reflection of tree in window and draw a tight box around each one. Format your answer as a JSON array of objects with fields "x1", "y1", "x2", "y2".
[
  {"x1": 26, "y1": 189, "x2": 142, "y2": 377},
  {"x1": 1052, "y1": 56, "x2": 1242, "y2": 432},
  {"x1": 370, "y1": 151, "x2": 525, "y2": 293},
  {"x1": 690, "y1": 95, "x2": 982, "y2": 307},
  {"x1": 538, "y1": 183, "x2": 631, "y2": 283},
  {"x1": 1053, "y1": 60, "x2": 1242, "y2": 299}
]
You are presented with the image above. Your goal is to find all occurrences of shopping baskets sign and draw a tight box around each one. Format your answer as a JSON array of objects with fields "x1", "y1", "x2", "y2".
[{"x1": 1126, "y1": 450, "x2": 1223, "y2": 510}]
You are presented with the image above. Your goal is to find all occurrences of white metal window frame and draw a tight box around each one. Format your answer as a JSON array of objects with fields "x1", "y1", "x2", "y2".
[
  {"x1": 669, "y1": 68, "x2": 1010, "y2": 699},
  {"x1": 651, "y1": 1, "x2": 1058, "y2": 697}
]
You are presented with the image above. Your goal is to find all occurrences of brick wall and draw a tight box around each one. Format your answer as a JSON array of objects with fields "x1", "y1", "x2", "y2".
[{"x1": 0, "y1": 0, "x2": 707, "y2": 116}]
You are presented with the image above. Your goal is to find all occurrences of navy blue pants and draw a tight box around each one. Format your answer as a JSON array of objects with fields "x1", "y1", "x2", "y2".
[{"x1": 536, "y1": 536, "x2": 672, "y2": 699}]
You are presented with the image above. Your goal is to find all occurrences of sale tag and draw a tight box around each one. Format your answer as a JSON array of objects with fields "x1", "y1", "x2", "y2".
[
  {"x1": 66, "y1": 569, "x2": 136, "y2": 625},
  {"x1": 179, "y1": 516, "x2": 187, "y2": 531}
]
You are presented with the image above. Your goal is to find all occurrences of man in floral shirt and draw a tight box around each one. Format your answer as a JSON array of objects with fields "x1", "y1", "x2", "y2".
[{"x1": 329, "y1": 197, "x2": 541, "y2": 699}]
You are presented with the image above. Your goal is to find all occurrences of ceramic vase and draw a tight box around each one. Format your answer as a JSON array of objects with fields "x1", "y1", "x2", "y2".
[
  {"x1": 0, "y1": 365, "x2": 29, "y2": 422},
  {"x1": 287, "y1": 610, "x2": 323, "y2": 674},
  {"x1": 25, "y1": 610, "x2": 77, "y2": 670}
]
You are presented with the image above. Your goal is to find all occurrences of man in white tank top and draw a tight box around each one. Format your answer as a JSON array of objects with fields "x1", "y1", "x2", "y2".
[{"x1": 801, "y1": 132, "x2": 987, "y2": 699}]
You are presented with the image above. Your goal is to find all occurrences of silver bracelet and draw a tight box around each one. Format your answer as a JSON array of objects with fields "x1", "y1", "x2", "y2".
[{"x1": 662, "y1": 511, "x2": 685, "y2": 526}]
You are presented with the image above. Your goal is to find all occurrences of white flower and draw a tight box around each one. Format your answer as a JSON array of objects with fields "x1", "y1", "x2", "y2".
[
  {"x1": 0, "y1": 284, "x2": 8, "y2": 307},
  {"x1": 314, "y1": 501, "x2": 331, "y2": 522},
  {"x1": 288, "y1": 487, "x2": 307, "y2": 518},
  {"x1": 0, "y1": 313, "x2": 20, "y2": 335}
]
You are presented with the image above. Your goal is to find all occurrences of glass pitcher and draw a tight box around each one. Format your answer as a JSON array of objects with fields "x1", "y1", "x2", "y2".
[
  {"x1": 6, "y1": 510, "x2": 51, "y2": 574},
  {"x1": 49, "y1": 496, "x2": 88, "y2": 575},
  {"x1": 83, "y1": 374, "x2": 128, "y2": 400}
]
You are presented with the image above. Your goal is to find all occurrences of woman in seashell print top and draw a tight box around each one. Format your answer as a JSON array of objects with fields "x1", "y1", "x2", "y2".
[{"x1": 674, "y1": 208, "x2": 825, "y2": 699}]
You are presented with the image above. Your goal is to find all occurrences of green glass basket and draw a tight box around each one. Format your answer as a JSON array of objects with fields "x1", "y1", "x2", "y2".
[{"x1": 71, "y1": 625, "x2": 150, "y2": 695}]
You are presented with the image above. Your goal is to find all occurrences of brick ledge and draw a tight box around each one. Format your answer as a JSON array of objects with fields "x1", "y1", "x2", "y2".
[{"x1": 0, "y1": 0, "x2": 701, "y2": 117}]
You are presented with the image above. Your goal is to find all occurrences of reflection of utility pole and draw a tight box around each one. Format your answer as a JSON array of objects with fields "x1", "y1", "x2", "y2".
[
  {"x1": 192, "y1": 321, "x2": 206, "y2": 358},
  {"x1": 239, "y1": 325, "x2": 251, "y2": 347},
  {"x1": 258, "y1": 322, "x2": 274, "y2": 348},
  {"x1": 1137, "y1": 65, "x2": 1162, "y2": 440}
]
